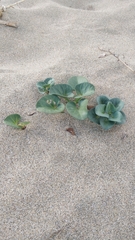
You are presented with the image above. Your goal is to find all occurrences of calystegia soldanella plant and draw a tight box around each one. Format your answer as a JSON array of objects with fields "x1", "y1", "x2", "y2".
[{"x1": 36, "y1": 76, "x2": 95, "y2": 120}]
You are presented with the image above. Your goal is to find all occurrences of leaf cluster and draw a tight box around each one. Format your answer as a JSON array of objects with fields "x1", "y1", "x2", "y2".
[
  {"x1": 88, "y1": 96, "x2": 126, "y2": 130},
  {"x1": 3, "y1": 76, "x2": 126, "y2": 131},
  {"x1": 36, "y1": 76, "x2": 95, "y2": 120}
]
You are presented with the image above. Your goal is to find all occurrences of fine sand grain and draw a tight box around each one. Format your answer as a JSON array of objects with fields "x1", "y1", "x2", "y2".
[{"x1": 0, "y1": 0, "x2": 134, "y2": 239}]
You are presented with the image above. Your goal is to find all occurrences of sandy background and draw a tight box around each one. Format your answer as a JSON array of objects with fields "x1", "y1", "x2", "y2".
[{"x1": 0, "y1": 0, "x2": 134, "y2": 239}]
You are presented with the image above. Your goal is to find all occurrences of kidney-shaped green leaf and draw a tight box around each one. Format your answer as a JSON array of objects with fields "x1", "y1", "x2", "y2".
[
  {"x1": 68, "y1": 76, "x2": 88, "y2": 89},
  {"x1": 110, "y1": 98, "x2": 124, "y2": 111},
  {"x1": 36, "y1": 78, "x2": 55, "y2": 94},
  {"x1": 4, "y1": 114, "x2": 22, "y2": 128},
  {"x1": 36, "y1": 95, "x2": 65, "y2": 114},
  {"x1": 115, "y1": 111, "x2": 126, "y2": 125},
  {"x1": 75, "y1": 82, "x2": 95, "y2": 98},
  {"x1": 100, "y1": 117, "x2": 115, "y2": 130},
  {"x1": 66, "y1": 99, "x2": 88, "y2": 120},
  {"x1": 109, "y1": 111, "x2": 126, "y2": 123},
  {"x1": 105, "y1": 101, "x2": 116, "y2": 114},
  {"x1": 95, "y1": 104, "x2": 109, "y2": 118},
  {"x1": 49, "y1": 84, "x2": 74, "y2": 98},
  {"x1": 44, "y1": 78, "x2": 55, "y2": 85},
  {"x1": 87, "y1": 108, "x2": 100, "y2": 124},
  {"x1": 97, "y1": 95, "x2": 110, "y2": 104}
]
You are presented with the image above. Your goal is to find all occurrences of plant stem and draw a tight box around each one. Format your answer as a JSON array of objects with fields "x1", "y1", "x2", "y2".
[
  {"x1": 74, "y1": 98, "x2": 82, "y2": 104},
  {"x1": 62, "y1": 97, "x2": 70, "y2": 102}
]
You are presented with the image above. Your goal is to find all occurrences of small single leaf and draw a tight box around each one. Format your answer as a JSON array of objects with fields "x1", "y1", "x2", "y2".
[
  {"x1": 68, "y1": 76, "x2": 88, "y2": 89},
  {"x1": 66, "y1": 99, "x2": 88, "y2": 120},
  {"x1": 100, "y1": 117, "x2": 115, "y2": 130},
  {"x1": 110, "y1": 98, "x2": 124, "y2": 111},
  {"x1": 4, "y1": 114, "x2": 22, "y2": 128},
  {"x1": 49, "y1": 84, "x2": 74, "y2": 98},
  {"x1": 87, "y1": 108, "x2": 100, "y2": 124},
  {"x1": 43, "y1": 78, "x2": 55, "y2": 85},
  {"x1": 95, "y1": 104, "x2": 109, "y2": 118},
  {"x1": 75, "y1": 82, "x2": 95, "y2": 98},
  {"x1": 120, "y1": 111, "x2": 126, "y2": 124},
  {"x1": 66, "y1": 128, "x2": 76, "y2": 135},
  {"x1": 36, "y1": 95, "x2": 65, "y2": 114},
  {"x1": 97, "y1": 95, "x2": 110, "y2": 104},
  {"x1": 105, "y1": 101, "x2": 116, "y2": 114},
  {"x1": 115, "y1": 111, "x2": 126, "y2": 124},
  {"x1": 36, "y1": 82, "x2": 48, "y2": 94},
  {"x1": 36, "y1": 78, "x2": 55, "y2": 94},
  {"x1": 109, "y1": 111, "x2": 124, "y2": 123}
]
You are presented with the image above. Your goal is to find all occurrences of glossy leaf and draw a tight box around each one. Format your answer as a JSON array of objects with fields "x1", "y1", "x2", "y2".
[
  {"x1": 112, "y1": 111, "x2": 126, "y2": 124},
  {"x1": 97, "y1": 95, "x2": 110, "y2": 104},
  {"x1": 36, "y1": 83, "x2": 48, "y2": 94},
  {"x1": 36, "y1": 78, "x2": 55, "y2": 94},
  {"x1": 36, "y1": 95, "x2": 65, "y2": 114},
  {"x1": 109, "y1": 111, "x2": 124, "y2": 123},
  {"x1": 87, "y1": 108, "x2": 100, "y2": 124},
  {"x1": 68, "y1": 76, "x2": 88, "y2": 89},
  {"x1": 75, "y1": 82, "x2": 95, "y2": 98},
  {"x1": 49, "y1": 84, "x2": 74, "y2": 98},
  {"x1": 66, "y1": 99, "x2": 88, "y2": 120},
  {"x1": 105, "y1": 101, "x2": 116, "y2": 114},
  {"x1": 95, "y1": 104, "x2": 109, "y2": 118},
  {"x1": 100, "y1": 117, "x2": 115, "y2": 130},
  {"x1": 4, "y1": 114, "x2": 29, "y2": 129},
  {"x1": 120, "y1": 111, "x2": 126, "y2": 124},
  {"x1": 110, "y1": 98, "x2": 124, "y2": 111},
  {"x1": 4, "y1": 114, "x2": 22, "y2": 128}
]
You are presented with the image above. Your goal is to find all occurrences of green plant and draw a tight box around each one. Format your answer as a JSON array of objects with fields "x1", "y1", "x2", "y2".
[
  {"x1": 4, "y1": 78, "x2": 127, "y2": 132},
  {"x1": 36, "y1": 76, "x2": 95, "y2": 120},
  {"x1": 4, "y1": 114, "x2": 30, "y2": 130},
  {"x1": 87, "y1": 95, "x2": 126, "y2": 130},
  {"x1": 36, "y1": 78, "x2": 55, "y2": 94}
]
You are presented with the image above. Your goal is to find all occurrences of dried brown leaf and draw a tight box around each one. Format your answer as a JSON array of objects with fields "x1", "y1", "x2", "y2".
[
  {"x1": 27, "y1": 112, "x2": 36, "y2": 116},
  {"x1": 66, "y1": 127, "x2": 76, "y2": 136}
]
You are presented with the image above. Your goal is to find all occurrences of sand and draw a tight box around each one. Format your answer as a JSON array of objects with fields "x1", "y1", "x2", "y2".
[{"x1": 0, "y1": 0, "x2": 134, "y2": 239}]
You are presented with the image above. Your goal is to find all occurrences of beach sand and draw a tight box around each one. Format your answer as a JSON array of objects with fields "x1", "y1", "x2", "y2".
[{"x1": 0, "y1": 0, "x2": 134, "y2": 239}]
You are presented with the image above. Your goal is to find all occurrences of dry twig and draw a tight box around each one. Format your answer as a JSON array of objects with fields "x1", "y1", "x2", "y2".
[
  {"x1": 0, "y1": 0, "x2": 25, "y2": 27},
  {"x1": 6, "y1": 0, "x2": 25, "y2": 9},
  {"x1": 98, "y1": 47, "x2": 135, "y2": 73},
  {"x1": 0, "y1": 20, "x2": 17, "y2": 27}
]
